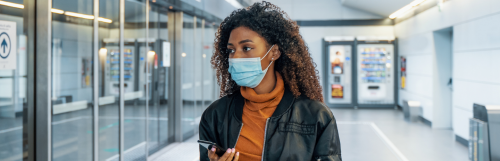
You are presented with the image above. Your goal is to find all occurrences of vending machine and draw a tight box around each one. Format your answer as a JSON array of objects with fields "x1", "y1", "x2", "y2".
[
  {"x1": 323, "y1": 38, "x2": 355, "y2": 108},
  {"x1": 357, "y1": 43, "x2": 395, "y2": 105}
]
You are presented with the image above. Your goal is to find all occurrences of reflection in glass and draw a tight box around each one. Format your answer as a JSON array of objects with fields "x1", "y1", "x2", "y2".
[
  {"x1": 123, "y1": 0, "x2": 148, "y2": 160},
  {"x1": 147, "y1": 5, "x2": 170, "y2": 155},
  {"x1": 0, "y1": 0, "x2": 29, "y2": 160},
  {"x1": 51, "y1": 0, "x2": 93, "y2": 160},
  {"x1": 98, "y1": 0, "x2": 120, "y2": 160},
  {"x1": 194, "y1": 17, "x2": 203, "y2": 126},
  {"x1": 203, "y1": 21, "x2": 216, "y2": 108},
  {"x1": 147, "y1": 5, "x2": 159, "y2": 155},
  {"x1": 181, "y1": 14, "x2": 195, "y2": 140}
]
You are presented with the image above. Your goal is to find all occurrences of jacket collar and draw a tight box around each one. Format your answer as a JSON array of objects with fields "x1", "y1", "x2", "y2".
[{"x1": 231, "y1": 87, "x2": 295, "y2": 122}]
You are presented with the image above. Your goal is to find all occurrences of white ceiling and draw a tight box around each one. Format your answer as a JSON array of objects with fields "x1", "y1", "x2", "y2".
[
  {"x1": 340, "y1": 0, "x2": 413, "y2": 17},
  {"x1": 243, "y1": 0, "x2": 414, "y2": 18}
]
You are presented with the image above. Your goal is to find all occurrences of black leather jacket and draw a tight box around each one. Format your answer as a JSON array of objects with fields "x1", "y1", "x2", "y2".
[{"x1": 199, "y1": 88, "x2": 342, "y2": 161}]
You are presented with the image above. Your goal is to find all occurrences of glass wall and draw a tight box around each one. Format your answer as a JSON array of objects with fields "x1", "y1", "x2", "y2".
[
  {"x1": 147, "y1": 4, "x2": 171, "y2": 155},
  {"x1": 194, "y1": 17, "x2": 203, "y2": 125},
  {"x1": 0, "y1": 0, "x2": 220, "y2": 160},
  {"x1": 203, "y1": 21, "x2": 216, "y2": 107},
  {"x1": 51, "y1": 0, "x2": 94, "y2": 160},
  {"x1": 123, "y1": 0, "x2": 148, "y2": 160},
  {"x1": 98, "y1": 0, "x2": 120, "y2": 160},
  {"x1": 0, "y1": 0, "x2": 30, "y2": 160},
  {"x1": 181, "y1": 13, "x2": 196, "y2": 140}
]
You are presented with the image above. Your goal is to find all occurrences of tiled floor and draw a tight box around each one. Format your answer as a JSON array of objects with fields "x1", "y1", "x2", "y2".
[{"x1": 152, "y1": 109, "x2": 469, "y2": 161}]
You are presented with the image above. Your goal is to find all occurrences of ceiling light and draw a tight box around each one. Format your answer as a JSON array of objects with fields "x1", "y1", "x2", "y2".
[
  {"x1": 389, "y1": 0, "x2": 426, "y2": 19},
  {"x1": 51, "y1": 8, "x2": 64, "y2": 14},
  {"x1": 99, "y1": 48, "x2": 107, "y2": 56},
  {"x1": 225, "y1": 0, "x2": 243, "y2": 8},
  {"x1": 182, "y1": 53, "x2": 187, "y2": 57},
  {"x1": 65, "y1": 11, "x2": 94, "y2": 19},
  {"x1": 0, "y1": 1, "x2": 24, "y2": 9},
  {"x1": 64, "y1": 11, "x2": 113, "y2": 23},
  {"x1": 97, "y1": 17, "x2": 113, "y2": 23},
  {"x1": 148, "y1": 51, "x2": 156, "y2": 57}
]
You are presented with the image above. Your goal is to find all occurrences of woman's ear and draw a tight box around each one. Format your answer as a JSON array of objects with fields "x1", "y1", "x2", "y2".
[{"x1": 272, "y1": 45, "x2": 281, "y2": 60}]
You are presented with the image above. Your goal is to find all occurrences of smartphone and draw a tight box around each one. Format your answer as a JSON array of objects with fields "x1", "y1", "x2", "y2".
[{"x1": 198, "y1": 140, "x2": 227, "y2": 156}]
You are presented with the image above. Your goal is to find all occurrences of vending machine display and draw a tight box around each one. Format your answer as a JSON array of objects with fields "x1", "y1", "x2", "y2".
[
  {"x1": 357, "y1": 44, "x2": 394, "y2": 104},
  {"x1": 328, "y1": 45, "x2": 352, "y2": 104},
  {"x1": 105, "y1": 47, "x2": 135, "y2": 96}
]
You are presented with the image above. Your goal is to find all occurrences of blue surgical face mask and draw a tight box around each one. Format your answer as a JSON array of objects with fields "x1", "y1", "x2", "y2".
[{"x1": 228, "y1": 44, "x2": 275, "y2": 88}]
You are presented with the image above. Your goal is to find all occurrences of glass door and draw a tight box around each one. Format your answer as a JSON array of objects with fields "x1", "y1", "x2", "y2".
[{"x1": 0, "y1": 0, "x2": 32, "y2": 160}]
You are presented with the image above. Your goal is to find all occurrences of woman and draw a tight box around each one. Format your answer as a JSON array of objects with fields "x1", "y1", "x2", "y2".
[{"x1": 199, "y1": 2, "x2": 341, "y2": 161}]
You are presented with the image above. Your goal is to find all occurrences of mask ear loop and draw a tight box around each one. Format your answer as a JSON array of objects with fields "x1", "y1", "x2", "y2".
[
  {"x1": 260, "y1": 44, "x2": 275, "y2": 60},
  {"x1": 261, "y1": 45, "x2": 275, "y2": 70}
]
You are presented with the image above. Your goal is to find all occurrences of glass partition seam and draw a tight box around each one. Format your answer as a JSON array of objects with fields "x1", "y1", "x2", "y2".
[
  {"x1": 174, "y1": 12, "x2": 183, "y2": 142},
  {"x1": 35, "y1": 0, "x2": 52, "y2": 160},
  {"x1": 25, "y1": 0, "x2": 36, "y2": 160},
  {"x1": 119, "y1": 0, "x2": 125, "y2": 160},
  {"x1": 93, "y1": 0, "x2": 99, "y2": 160},
  {"x1": 145, "y1": 0, "x2": 150, "y2": 159},
  {"x1": 167, "y1": 11, "x2": 178, "y2": 143}
]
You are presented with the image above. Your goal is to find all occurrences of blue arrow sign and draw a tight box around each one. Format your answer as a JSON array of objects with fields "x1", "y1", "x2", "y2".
[
  {"x1": 0, "y1": 32, "x2": 11, "y2": 59},
  {"x1": 1, "y1": 39, "x2": 7, "y2": 53}
]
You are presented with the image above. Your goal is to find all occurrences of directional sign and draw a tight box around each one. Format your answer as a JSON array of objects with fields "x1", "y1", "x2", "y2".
[{"x1": 0, "y1": 20, "x2": 16, "y2": 70}]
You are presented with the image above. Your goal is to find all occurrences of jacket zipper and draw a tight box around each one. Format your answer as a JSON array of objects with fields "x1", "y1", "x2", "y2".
[
  {"x1": 233, "y1": 123, "x2": 243, "y2": 148},
  {"x1": 261, "y1": 118, "x2": 270, "y2": 161}
]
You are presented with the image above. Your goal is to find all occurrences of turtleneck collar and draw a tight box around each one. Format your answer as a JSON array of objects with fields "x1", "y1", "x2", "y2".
[{"x1": 240, "y1": 72, "x2": 285, "y2": 111}]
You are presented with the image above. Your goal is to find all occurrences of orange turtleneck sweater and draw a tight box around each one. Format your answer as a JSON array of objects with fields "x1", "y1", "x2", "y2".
[{"x1": 234, "y1": 72, "x2": 285, "y2": 161}]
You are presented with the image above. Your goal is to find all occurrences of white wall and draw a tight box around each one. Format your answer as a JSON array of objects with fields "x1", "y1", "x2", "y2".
[{"x1": 395, "y1": 0, "x2": 500, "y2": 139}]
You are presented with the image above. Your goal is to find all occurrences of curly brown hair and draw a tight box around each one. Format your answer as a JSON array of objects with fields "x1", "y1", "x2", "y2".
[{"x1": 211, "y1": 1, "x2": 323, "y2": 102}]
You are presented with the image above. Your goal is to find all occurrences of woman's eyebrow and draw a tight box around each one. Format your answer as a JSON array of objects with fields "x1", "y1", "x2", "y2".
[
  {"x1": 228, "y1": 39, "x2": 253, "y2": 46},
  {"x1": 239, "y1": 39, "x2": 253, "y2": 44}
]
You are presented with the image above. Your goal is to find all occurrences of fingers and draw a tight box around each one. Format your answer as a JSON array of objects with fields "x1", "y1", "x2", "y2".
[
  {"x1": 233, "y1": 151, "x2": 240, "y2": 161},
  {"x1": 207, "y1": 147, "x2": 217, "y2": 161},
  {"x1": 226, "y1": 148, "x2": 236, "y2": 161},
  {"x1": 218, "y1": 148, "x2": 233, "y2": 161}
]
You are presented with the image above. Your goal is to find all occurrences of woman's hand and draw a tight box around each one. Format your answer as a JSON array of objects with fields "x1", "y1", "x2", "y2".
[{"x1": 208, "y1": 147, "x2": 239, "y2": 161}]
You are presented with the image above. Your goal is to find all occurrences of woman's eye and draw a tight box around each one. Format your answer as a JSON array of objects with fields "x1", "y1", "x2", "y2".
[
  {"x1": 243, "y1": 47, "x2": 251, "y2": 51},
  {"x1": 227, "y1": 49, "x2": 235, "y2": 54}
]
